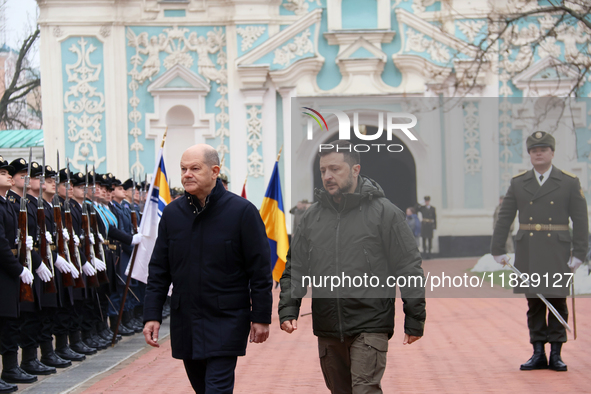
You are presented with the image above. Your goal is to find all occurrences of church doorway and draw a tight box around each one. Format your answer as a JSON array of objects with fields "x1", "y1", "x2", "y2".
[{"x1": 312, "y1": 126, "x2": 417, "y2": 211}]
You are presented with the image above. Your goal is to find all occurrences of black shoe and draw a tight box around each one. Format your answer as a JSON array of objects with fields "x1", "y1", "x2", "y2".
[
  {"x1": 91, "y1": 333, "x2": 109, "y2": 349},
  {"x1": 82, "y1": 333, "x2": 106, "y2": 351},
  {"x1": 20, "y1": 347, "x2": 56, "y2": 376},
  {"x1": 1, "y1": 367, "x2": 37, "y2": 384},
  {"x1": 520, "y1": 342, "x2": 548, "y2": 370},
  {"x1": 0, "y1": 379, "x2": 17, "y2": 393},
  {"x1": 110, "y1": 316, "x2": 134, "y2": 336},
  {"x1": 68, "y1": 331, "x2": 96, "y2": 356},
  {"x1": 130, "y1": 318, "x2": 144, "y2": 332},
  {"x1": 40, "y1": 341, "x2": 72, "y2": 368},
  {"x1": 549, "y1": 342, "x2": 567, "y2": 371},
  {"x1": 56, "y1": 344, "x2": 88, "y2": 361},
  {"x1": 40, "y1": 352, "x2": 71, "y2": 369}
]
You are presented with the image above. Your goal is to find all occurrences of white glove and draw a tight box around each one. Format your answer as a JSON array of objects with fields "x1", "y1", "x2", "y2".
[
  {"x1": 45, "y1": 231, "x2": 53, "y2": 244},
  {"x1": 98, "y1": 233, "x2": 104, "y2": 243},
  {"x1": 131, "y1": 233, "x2": 143, "y2": 245},
  {"x1": 73, "y1": 234, "x2": 80, "y2": 247},
  {"x1": 493, "y1": 254, "x2": 510, "y2": 266},
  {"x1": 26, "y1": 236, "x2": 33, "y2": 251},
  {"x1": 69, "y1": 263, "x2": 80, "y2": 279},
  {"x1": 20, "y1": 267, "x2": 34, "y2": 285},
  {"x1": 36, "y1": 263, "x2": 53, "y2": 282},
  {"x1": 54, "y1": 255, "x2": 72, "y2": 274},
  {"x1": 62, "y1": 228, "x2": 70, "y2": 242},
  {"x1": 567, "y1": 256, "x2": 583, "y2": 272},
  {"x1": 82, "y1": 261, "x2": 97, "y2": 277},
  {"x1": 89, "y1": 233, "x2": 95, "y2": 245},
  {"x1": 93, "y1": 257, "x2": 106, "y2": 272}
]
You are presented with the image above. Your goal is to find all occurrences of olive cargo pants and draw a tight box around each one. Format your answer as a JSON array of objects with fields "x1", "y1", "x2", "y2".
[{"x1": 318, "y1": 333, "x2": 388, "y2": 394}]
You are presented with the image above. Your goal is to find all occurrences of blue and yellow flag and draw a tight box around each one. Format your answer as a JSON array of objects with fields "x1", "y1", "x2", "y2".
[
  {"x1": 260, "y1": 162, "x2": 289, "y2": 282},
  {"x1": 152, "y1": 156, "x2": 171, "y2": 217}
]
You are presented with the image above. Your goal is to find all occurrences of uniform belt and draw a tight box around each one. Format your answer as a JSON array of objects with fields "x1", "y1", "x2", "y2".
[
  {"x1": 108, "y1": 244, "x2": 117, "y2": 251},
  {"x1": 33, "y1": 245, "x2": 57, "y2": 252},
  {"x1": 422, "y1": 219, "x2": 434, "y2": 223},
  {"x1": 519, "y1": 224, "x2": 569, "y2": 231}
]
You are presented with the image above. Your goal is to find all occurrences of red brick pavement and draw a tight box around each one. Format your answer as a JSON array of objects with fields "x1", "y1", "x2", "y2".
[{"x1": 81, "y1": 258, "x2": 590, "y2": 393}]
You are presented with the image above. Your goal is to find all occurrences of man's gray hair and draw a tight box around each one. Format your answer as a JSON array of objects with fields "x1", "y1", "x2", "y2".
[{"x1": 203, "y1": 148, "x2": 220, "y2": 167}]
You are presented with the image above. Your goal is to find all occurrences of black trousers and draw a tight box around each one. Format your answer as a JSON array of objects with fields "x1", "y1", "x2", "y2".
[
  {"x1": 526, "y1": 296, "x2": 568, "y2": 343},
  {"x1": 422, "y1": 237, "x2": 432, "y2": 254},
  {"x1": 0, "y1": 317, "x2": 19, "y2": 355},
  {"x1": 183, "y1": 357, "x2": 238, "y2": 394}
]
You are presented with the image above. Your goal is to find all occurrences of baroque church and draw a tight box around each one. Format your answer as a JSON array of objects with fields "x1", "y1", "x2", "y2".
[{"x1": 37, "y1": 0, "x2": 591, "y2": 255}]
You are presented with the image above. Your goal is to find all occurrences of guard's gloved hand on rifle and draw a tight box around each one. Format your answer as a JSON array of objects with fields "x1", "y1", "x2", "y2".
[
  {"x1": 567, "y1": 256, "x2": 582, "y2": 273},
  {"x1": 62, "y1": 228, "x2": 70, "y2": 242},
  {"x1": 20, "y1": 267, "x2": 34, "y2": 285},
  {"x1": 54, "y1": 255, "x2": 73, "y2": 274},
  {"x1": 69, "y1": 263, "x2": 80, "y2": 279},
  {"x1": 131, "y1": 233, "x2": 143, "y2": 245},
  {"x1": 45, "y1": 231, "x2": 53, "y2": 244},
  {"x1": 36, "y1": 263, "x2": 53, "y2": 282},
  {"x1": 82, "y1": 261, "x2": 97, "y2": 277},
  {"x1": 73, "y1": 234, "x2": 80, "y2": 247},
  {"x1": 89, "y1": 233, "x2": 95, "y2": 245},
  {"x1": 25, "y1": 235, "x2": 33, "y2": 251},
  {"x1": 98, "y1": 233, "x2": 104, "y2": 243},
  {"x1": 93, "y1": 257, "x2": 106, "y2": 272},
  {"x1": 493, "y1": 255, "x2": 509, "y2": 266}
]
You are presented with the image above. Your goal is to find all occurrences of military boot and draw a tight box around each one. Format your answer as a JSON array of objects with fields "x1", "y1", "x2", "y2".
[
  {"x1": 68, "y1": 331, "x2": 96, "y2": 356},
  {"x1": 110, "y1": 315, "x2": 134, "y2": 337},
  {"x1": 55, "y1": 334, "x2": 86, "y2": 361},
  {"x1": 1, "y1": 352, "x2": 37, "y2": 384},
  {"x1": 82, "y1": 330, "x2": 106, "y2": 350},
  {"x1": 549, "y1": 342, "x2": 567, "y2": 371},
  {"x1": 40, "y1": 341, "x2": 71, "y2": 368},
  {"x1": 0, "y1": 379, "x2": 17, "y2": 393},
  {"x1": 20, "y1": 347, "x2": 56, "y2": 375},
  {"x1": 520, "y1": 342, "x2": 548, "y2": 370},
  {"x1": 122, "y1": 311, "x2": 142, "y2": 333}
]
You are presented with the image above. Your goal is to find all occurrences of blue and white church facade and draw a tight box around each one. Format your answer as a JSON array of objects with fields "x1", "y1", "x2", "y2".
[{"x1": 38, "y1": 0, "x2": 591, "y2": 255}]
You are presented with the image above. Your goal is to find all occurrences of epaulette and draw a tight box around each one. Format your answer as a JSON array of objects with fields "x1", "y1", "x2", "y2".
[
  {"x1": 562, "y1": 170, "x2": 577, "y2": 178},
  {"x1": 8, "y1": 196, "x2": 15, "y2": 203},
  {"x1": 512, "y1": 170, "x2": 527, "y2": 178}
]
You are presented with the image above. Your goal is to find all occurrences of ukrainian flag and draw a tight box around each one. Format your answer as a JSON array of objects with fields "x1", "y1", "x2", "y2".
[
  {"x1": 152, "y1": 156, "x2": 171, "y2": 217},
  {"x1": 260, "y1": 162, "x2": 289, "y2": 282}
]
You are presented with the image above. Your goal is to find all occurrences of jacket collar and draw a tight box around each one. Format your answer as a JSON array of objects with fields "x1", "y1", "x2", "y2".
[
  {"x1": 184, "y1": 178, "x2": 226, "y2": 211},
  {"x1": 315, "y1": 175, "x2": 385, "y2": 213}
]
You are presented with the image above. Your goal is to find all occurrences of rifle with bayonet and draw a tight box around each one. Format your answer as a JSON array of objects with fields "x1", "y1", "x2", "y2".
[
  {"x1": 37, "y1": 148, "x2": 57, "y2": 293},
  {"x1": 130, "y1": 177, "x2": 138, "y2": 234},
  {"x1": 18, "y1": 149, "x2": 34, "y2": 302},
  {"x1": 81, "y1": 166, "x2": 99, "y2": 288},
  {"x1": 89, "y1": 167, "x2": 109, "y2": 285},
  {"x1": 63, "y1": 160, "x2": 85, "y2": 289},
  {"x1": 53, "y1": 152, "x2": 75, "y2": 288}
]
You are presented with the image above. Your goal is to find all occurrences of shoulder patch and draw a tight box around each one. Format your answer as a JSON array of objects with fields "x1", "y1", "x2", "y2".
[
  {"x1": 513, "y1": 170, "x2": 527, "y2": 178},
  {"x1": 562, "y1": 170, "x2": 577, "y2": 178},
  {"x1": 8, "y1": 196, "x2": 15, "y2": 203}
]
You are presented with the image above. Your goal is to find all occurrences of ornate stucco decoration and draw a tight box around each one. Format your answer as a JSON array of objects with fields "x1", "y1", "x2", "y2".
[{"x1": 237, "y1": 26, "x2": 266, "y2": 52}]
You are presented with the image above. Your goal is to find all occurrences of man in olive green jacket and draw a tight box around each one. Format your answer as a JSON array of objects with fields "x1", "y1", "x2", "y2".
[
  {"x1": 279, "y1": 140, "x2": 426, "y2": 394},
  {"x1": 492, "y1": 131, "x2": 588, "y2": 372}
]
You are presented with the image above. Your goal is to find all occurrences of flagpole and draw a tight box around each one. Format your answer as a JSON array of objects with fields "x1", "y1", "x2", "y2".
[{"x1": 112, "y1": 131, "x2": 168, "y2": 346}]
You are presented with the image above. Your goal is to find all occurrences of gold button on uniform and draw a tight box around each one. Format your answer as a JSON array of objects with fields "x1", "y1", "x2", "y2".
[
  {"x1": 549, "y1": 218, "x2": 552, "y2": 222},
  {"x1": 530, "y1": 201, "x2": 533, "y2": 205},
  {"x1": 548, "y1": 233, "x2": 551, "y2": 237},
  {"x1": 550, "y1": 201, "x2": 554, "y2": 205},
  {"x1": 529, "y1": 217, "x2": 533, "y2": 221},
  {"x1": 530, "y1": 233, "x2": 533, "y2": 236}
]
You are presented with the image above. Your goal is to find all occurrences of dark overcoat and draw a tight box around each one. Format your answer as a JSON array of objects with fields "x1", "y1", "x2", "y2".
[
  {"x1": 0, "y1": 195, "x2": 24, "y2": 318},
  {"x1": 492, "y1": 167, "x2": 589, "y2": 296},
  {"x1": 144, "y1": 179, "x2": 273, "y2": 360}
]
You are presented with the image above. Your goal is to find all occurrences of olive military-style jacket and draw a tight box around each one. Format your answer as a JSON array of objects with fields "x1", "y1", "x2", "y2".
[{"x1": 491, "y1": 166, "x2": 588, "y2": 296}]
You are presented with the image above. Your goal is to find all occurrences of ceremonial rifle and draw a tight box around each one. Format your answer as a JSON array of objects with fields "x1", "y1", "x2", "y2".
[
  {"x1": 37, "y1": 148, "x2": 57, "y2": 293},
  {"x1": 81, "y1": 165, "x2": 99, "y2": 288},
  {"x1": 18, "y1": 148, "x2": 34, "y2": 302},
  {"x1": 64, "y1": 160, "x2": 85, "y2": 289},
  {"x1": 52, "y1": 152, "x2": 74, "y2": 287},
  {"x1": 90, "y1": 167, "x2": 109, "y2": 285}
]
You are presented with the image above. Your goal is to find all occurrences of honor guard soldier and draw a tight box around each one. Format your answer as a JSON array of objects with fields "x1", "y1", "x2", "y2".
[
  {"x1": 417, "y1": 196, "x2": 437, "y2": 259},
  {"x1": 492, "y1": 131, "x2": 588, "y2": 371}
]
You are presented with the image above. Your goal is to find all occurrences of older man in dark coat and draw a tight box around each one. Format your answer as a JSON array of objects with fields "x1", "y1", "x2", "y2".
[{"x1": 143, "y1": 144, "x2": 272, "y2": 393}]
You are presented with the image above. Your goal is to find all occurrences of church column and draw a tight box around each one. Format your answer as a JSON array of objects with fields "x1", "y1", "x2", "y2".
[{"x1": 242, "y1": 88, "x2": 268, "y2": 207}]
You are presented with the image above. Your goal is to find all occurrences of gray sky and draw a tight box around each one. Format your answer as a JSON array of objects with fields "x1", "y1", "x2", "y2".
[{"x1": 3, "y1": 0, "x2": 39, "y2": 65}]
